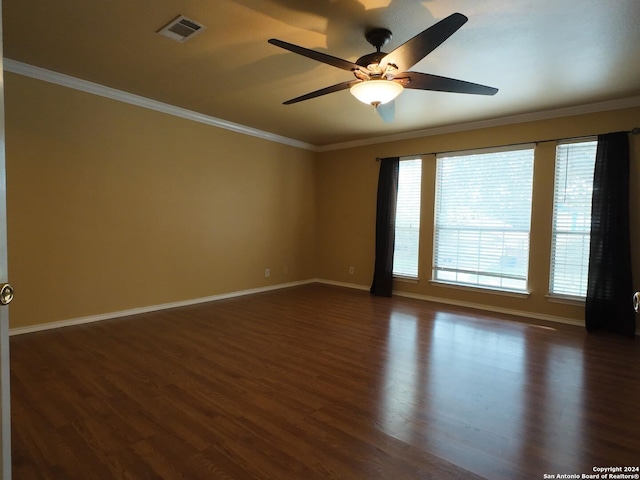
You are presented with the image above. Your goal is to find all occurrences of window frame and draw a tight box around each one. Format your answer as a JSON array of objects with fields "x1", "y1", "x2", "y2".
[
  {"x1": 431, "y1": 144, "x2": 535, "y2": 294},
  {"x1": 392, "y1": 157, "x2": 423, "y2": 280},
  {"x1": 548, "y1": 137, "x2": 597, "y2": 301}
]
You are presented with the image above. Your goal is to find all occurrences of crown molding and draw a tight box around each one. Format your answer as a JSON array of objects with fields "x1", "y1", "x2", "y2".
[
  {"x1": 317, "y1": 96, "x2": 640, "y2": 152},
  {"x1": 3, "y1": 58, "x2": 317, "y2": 152},
  {"x1": 5, "y1": 58, "x2": 639, "y2": 154}
]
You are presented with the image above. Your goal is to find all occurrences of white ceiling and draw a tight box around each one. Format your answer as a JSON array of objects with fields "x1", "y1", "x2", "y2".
[{"x1": 4, "y1": 0, "x2": 640, "y2": 147}]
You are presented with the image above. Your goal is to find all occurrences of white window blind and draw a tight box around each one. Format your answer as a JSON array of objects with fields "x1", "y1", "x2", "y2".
[
  {"x1": 550, "y1": 139, "x2": 597, "y2": 298},
  {"x1": 433, "y1": 146, "x2": 534, "y2": 292},
  {"x1": 393, "y1": 158, "x2": 422, "y2": 278}
]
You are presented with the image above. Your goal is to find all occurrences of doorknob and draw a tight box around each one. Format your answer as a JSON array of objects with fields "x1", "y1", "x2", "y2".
[
  {"x1": 0, "y1": 283, "x2": 13, "y2": 306},
  {"x1": 634, "y1": 291, "x2": 640, "y2": 314}
]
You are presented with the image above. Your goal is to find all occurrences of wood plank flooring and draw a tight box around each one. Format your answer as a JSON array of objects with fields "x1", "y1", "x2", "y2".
[{"x1": 9, "y1": 284, "x2": 640, "y2": 479}]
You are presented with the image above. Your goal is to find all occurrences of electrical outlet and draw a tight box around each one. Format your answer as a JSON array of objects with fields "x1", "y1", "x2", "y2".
[
  {"x1": 265, "y1": 268, "x2": 270, "y2": 278},
  {"x1": 349, "y1": 266, "x2": 355, "y2": 275}
]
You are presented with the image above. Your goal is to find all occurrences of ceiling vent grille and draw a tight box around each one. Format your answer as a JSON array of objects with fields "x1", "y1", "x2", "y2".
[{"x1": 157, "y1": 15, "x2": 206, "y2": 43}]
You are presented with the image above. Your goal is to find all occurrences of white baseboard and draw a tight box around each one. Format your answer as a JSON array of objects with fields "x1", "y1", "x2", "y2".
[
  {"x1": 10, "y1": 278, "x2": 636, "y2": 336},
  {"x1": 9, "y1": 279, "x2": 316, "y2": 336},
  {"x1": 314, "y1": 279, "x2": 585, "y2": 328},
  {"x1": 392, "y1": 290, "x2": 584, "y2": 328}
]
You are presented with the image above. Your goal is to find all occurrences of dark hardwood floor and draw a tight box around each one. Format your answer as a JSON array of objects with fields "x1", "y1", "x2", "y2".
[{"x1": 9, "y1": 284, "x2": 640, "y2": 479}]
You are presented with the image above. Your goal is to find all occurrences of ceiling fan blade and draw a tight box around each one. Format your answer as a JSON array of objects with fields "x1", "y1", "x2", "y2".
[
  {"x1": 269, "y1": 39, "x2": 362, "y2": 72},
  {"x1": 376, "y1": 100, "x2": 395, "y2": 123},
  {"x1": 399, "y1": 71, "x2": 498, "y2": 95},
  {"x1": 283, "y1": 80, "x2": 360, "y2": 105},
  {"x1": 380, "y1": 13, "x2": 468, "y2": 72}
]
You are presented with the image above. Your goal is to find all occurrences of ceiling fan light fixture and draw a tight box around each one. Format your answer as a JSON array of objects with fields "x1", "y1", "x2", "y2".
[{"x1": 350, "y1": 79, "x2": 403, "y2": 107}]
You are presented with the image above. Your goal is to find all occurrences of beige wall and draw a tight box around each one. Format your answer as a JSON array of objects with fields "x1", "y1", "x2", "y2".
[
  {"x1": 5, "y1": 73, "x2": 317, "y2": 328},
  {"x1": 316, "y1": 108, "x2": 640, "y2": 323},
  {"x1": 5, "y1": 70, "x2": 638, "y2": 329}
]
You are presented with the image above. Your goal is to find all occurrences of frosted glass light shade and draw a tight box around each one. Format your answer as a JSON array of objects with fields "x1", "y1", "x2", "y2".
[{"x1": 350, "y1": 80, "x2": 403, "y2": 106}]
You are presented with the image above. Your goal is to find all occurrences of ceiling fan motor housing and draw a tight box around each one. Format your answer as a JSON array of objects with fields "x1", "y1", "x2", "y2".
[
  {"x1": 356, "y1": 52, "x2": 387, "y2": 70},
  {"x1": 357, "y1": 28, "x2": 393, "y2": 72}
]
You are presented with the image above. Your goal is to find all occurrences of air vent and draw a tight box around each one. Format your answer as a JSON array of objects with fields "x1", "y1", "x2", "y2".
[{"x1": 157, "y1": 15, "x2": 206, "y2": 43}]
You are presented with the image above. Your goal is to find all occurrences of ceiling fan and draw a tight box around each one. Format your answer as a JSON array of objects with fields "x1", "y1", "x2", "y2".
[{"x1": 268, "y1": 13, "x2": 498, "y2": 123}]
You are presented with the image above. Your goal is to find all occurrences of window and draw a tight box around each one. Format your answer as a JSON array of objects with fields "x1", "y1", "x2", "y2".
[
  {"x1": 549, "y1": 139, "x2": 597, "y2": 298},
  {"x1": 433, "y1": 146, "x2": 534, "y2": 292},
  {"x1": 393, "y1": 158, "x2": 422, "y2": 278}
]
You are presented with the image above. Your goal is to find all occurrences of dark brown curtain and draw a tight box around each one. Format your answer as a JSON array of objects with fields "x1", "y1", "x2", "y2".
[
  {"x1": 585, "y1": 132, "x2": 635, "y2": 337},
  {"x1": 370, "y1": 157, "x2": 399, "y2": 297}
]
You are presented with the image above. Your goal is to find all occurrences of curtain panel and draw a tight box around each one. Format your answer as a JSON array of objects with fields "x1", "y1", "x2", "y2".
[
  {"x1": 585, "y1": 132, "x2": 635, "y2": 337},
  {"x1": 370, "y1": 157, "x2": 400, "y2": 297}
]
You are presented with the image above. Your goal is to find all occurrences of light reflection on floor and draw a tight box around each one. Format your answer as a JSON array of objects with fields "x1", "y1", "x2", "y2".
[
  {"x1": 378, "y1": 310, "x2": 586, "y2": 478},
  {"x1": 379, "y1": 312, "x2": 419, "y2": 439}
]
